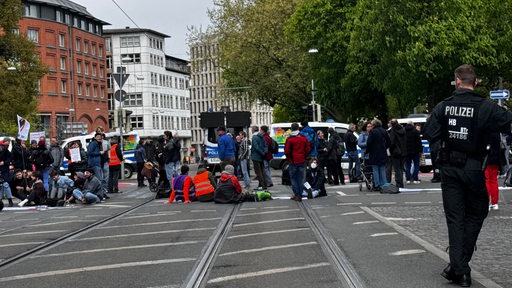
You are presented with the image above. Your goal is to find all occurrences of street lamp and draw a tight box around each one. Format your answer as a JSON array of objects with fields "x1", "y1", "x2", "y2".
[{"x1": 308, "y1": 49, "x2": 318, "y2": 121}]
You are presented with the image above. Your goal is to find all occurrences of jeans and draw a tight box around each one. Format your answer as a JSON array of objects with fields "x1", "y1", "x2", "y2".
[
  {"x1": 348, "y1": 151, "x2": 360, "y2": 179},
  {"x1": 92, "y1": 165, "x2": 104, "y2": 187},
  {"x1": 165, "y1": 161, "x2": 180, "y2": 184},
  {"x1": 1, "y1": 182, "x2": 12, "y2": 198},
  {"x1": 102, "y1": 162, "x2": 109, "y2": 195},
  {"x1": 372, "y1": 164, "x2": 387, "y2": 188},
  {"x1": 41, "y1": 168, "x2": 49, "y2": 192},
  {"x1": 405, "y1": 153, "x2": 420, "y2": 181},
  {"x1": 263, "y1": 160, "x2": 273, "y2": 185},
  {"x1": 240, "y1": 158, "x2": 251, "y2": 188},
  {"x1": 288, "y1": 163, "x2": 305, "y2": 197},
  {"x1": 72, "y1": 189, "x2": 100, "y2": 204},
  {"x1": 252, "y1": 160, "x2": 267, "y2": 188}
]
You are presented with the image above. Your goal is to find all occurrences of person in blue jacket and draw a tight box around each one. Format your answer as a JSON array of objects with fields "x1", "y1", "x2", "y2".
[{"x1": 217, "y1": 126, "x2": 235, "y2": 171}]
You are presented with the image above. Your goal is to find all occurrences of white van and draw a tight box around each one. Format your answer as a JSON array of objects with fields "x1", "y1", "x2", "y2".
[
  {"x1": 60, "y1": 131, "x2": 140, "y2": 178},
  {"x1": 396, "y1": 115, "x2": 432, "y2": 173},
  {"x1": 269, "y1": 121, "x2": 359, "y2": 169}
]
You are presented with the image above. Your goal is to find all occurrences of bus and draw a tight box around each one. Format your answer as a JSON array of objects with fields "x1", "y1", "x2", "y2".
[
  {"x1": 396, "y1": 115, "x2": 432, "y2": 173},
  {"x1": 269, "y1": 121, "x2": 359, "y2": 170}
]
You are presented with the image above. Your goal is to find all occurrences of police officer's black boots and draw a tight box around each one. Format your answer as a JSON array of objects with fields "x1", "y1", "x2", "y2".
[{"x1": 8, "y1": 198, "x2": 13, "y2": 207}]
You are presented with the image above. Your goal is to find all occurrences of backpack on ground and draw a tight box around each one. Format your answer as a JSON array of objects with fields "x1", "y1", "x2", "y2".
[
  {"x1": 269, "y1": 138, "x2": 279, "y2": 154},
  {"x1": 380, "y1": 183, "x2": 400, "y2": 194}
]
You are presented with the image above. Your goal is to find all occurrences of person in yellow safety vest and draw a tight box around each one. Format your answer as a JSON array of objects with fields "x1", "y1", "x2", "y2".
[
  {"x1": 108, "y1": 136, "x2": 124, "y2": 193},
  {"x1": 193, "y1": 162, "x2": 216, "y2": 202}
]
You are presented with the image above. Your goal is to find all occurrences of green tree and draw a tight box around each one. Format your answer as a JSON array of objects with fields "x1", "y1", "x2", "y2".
[{"x1": 0, "y1": 0, "x2": 47, "y2": 135}]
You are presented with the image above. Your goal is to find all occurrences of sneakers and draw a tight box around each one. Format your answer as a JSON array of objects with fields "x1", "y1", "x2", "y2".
[
  {"x1": 489, "y1": 204, "x2": 499, "y2": 211},
  {"x1": 406, "y1": 180, "x2": 411, "y2": 184},
  {"x1": 413, "y1": 180, "x2": 421, "y2": 184}
]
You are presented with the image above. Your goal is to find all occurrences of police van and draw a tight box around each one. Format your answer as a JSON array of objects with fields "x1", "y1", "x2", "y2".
[
  {"x1": 269, "y1": 121, "x2": 359, "y2": 170},
  {"x1": 60, "y1": 131, "x2": 140, "y2": 178},
  {"x1": 397, "y1": 115, "x2": 432, "y2": 173}
]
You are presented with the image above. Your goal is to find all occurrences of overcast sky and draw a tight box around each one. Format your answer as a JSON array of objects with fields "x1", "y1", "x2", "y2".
[{"x1": 74, "y1": 0, "x2": 214, "y2": 60}]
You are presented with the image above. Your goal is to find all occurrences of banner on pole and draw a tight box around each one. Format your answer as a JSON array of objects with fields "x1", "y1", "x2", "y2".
[{"x1": 17, "y1": 115, "x2": 30, "y2": 140}]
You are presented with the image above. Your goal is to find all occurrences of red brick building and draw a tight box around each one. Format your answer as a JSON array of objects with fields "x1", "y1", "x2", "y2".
[{"x1": 18, "y1": 0, "x2": 109, "y2": 138}]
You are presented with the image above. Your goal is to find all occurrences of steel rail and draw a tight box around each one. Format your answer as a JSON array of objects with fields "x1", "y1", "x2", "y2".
[
  {"x1": 0, "y1": 198, "x2": 154, "y2": 270},
  {"x1": 299, "y1": 201, "x2": 367, "y2": 288},
  {"x1": 182, "y1": 203, "x2": 240, "y2": 288}
]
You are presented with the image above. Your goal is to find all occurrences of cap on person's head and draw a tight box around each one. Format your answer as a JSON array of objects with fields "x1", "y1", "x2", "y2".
[
  {"x1": 75, "y1": 171, "x2": 85, "y2": 179},
  {"x1": 217, "y1": 126, "x2": 226, "y2": 132},
  {"x1": 38, "y1": 140, "x2": 45, "y2": 147},
  {"x1": 31, "y1": 140, "x2": 37, "y2": 145},
  {"x1": 223, "y1": 164, "x2": 234, "y2": 174}
]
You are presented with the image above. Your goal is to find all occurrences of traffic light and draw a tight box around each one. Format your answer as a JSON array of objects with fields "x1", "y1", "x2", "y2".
[
  {"x1": 123, "y1": 109, "x2": 133, "y2": 129},
  {"x1": 306, "y1": 105, "x2": 314, "y2": 121},
  {"x1": 112, "y1": 110, "x2": 119, "y2": 128}
]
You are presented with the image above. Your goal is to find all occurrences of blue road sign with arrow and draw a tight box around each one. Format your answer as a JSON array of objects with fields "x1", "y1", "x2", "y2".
[{"x1": 490, "y1": 90, "x2": 510, "y2": 99}]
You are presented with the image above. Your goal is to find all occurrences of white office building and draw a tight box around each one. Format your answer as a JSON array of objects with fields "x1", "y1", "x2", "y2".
[{"x1": 104, "y1": 28, "x2": 191, "y2": 155}]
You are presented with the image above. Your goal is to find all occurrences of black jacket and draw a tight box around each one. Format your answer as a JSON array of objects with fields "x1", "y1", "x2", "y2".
[{"x1": 405, "y1": 124, "x2": 423, "y2": 155}]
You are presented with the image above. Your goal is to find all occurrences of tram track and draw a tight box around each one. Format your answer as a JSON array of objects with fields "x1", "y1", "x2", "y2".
[{"x1": 0, "y1": 198, "x2": 155, "y2": 270}]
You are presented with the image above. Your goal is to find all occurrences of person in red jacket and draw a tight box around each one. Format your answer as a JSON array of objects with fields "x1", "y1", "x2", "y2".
[
  {"x1": 214, "y1": 165, "x2": 243, "y2": 204},
  {"x1": 168, "y1": 165, "x2": 196, "y2": 203},
  {"x1": 284, "y1": 123, "x2": 310, "y2": 201}
]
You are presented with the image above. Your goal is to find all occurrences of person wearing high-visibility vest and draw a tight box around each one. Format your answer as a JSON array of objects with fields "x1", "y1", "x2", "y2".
[
  {"x1": 108, "y1": 136, "x2": 124, "y2": 193},
  {"x1": 193, "y1": 162, "x2": 216, "y2": 202}
]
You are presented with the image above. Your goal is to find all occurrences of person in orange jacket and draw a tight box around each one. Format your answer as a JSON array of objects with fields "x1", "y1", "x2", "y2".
[
  {"x1": 168, "y1": 165, "x2": 196, "y2": 203},
  {"x1": 193, "y1": 162, "x2": 216, "y2": 202}
]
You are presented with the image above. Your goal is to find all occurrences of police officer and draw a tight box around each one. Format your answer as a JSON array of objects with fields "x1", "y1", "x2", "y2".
[{"x1": 424, "y1": 64, "x2": 512, "y2": 287}]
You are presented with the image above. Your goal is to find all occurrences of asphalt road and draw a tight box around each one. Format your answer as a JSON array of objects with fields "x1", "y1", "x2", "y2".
[{"x1": 1, "y1": 165, "x2": 512, "y2": 287}]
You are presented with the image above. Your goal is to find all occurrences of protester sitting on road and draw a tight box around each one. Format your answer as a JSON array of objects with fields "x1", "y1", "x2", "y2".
[
  {"x1": 18, "y1": 170, "x2": 46, "y2": 207},
  {"x1": 214, "y1": 164, "x2": 245, "y2": 204},
  {"x1": 10, "y1": 169, "x2": 31, "y2": 201},
  {"x1": 193, "y1": 162, "x2": 216, "y2": 202},
  {"x1": 168, "y1": 165, "x2": 196, "y2": 203},
  {"x1": 303, "y1": 158, "x2": 327, "y2": 199},
  {"x1": 0, "y1": 137, "x2": 14, "y2": 207},
  {"x1": 70, "y1": 168, "x2": 102, "y2": 204},
  {"x1": 63, "y1": 172, "x2": 85, "y2": 204},
  {"x1": 49, "y1": 170, "x2": 74, "y2": 201}
]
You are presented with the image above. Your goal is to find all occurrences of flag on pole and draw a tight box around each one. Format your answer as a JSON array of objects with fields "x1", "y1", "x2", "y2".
[{"x1": 17, "y1": 115, "x2": 30, "y2": 140}]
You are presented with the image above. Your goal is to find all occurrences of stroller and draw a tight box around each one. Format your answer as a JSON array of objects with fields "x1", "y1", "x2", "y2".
[
  {"x1": 142, "y1": 161, "x2": 170, "y2": 199},
  {"x1": 358, "y1": 158, "x2": 374, "y2": 191}
]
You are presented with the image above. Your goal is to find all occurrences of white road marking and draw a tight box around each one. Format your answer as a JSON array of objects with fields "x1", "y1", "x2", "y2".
[
  {"x1": 370, "y1": 202, "x2": 396, "y2": 205},
  {"x1": 234, "y1": 217, "x2": 304, "y2": 227},
  {"x1": 0, "y1": 242, "x2": 44, "y2": 248},
  {"x1": 337, "y1": 203, "x2": 363, "y2": 206},
  {"x1": 262, "y1": 206, "x2": 292, "y2": 209},
  {"x1": 353, "y1": 220, "x2": 379, "y2": 225},
  {"x1": 190, "y1": 209, "x2": 217, "y2": 213},
  {"x1": 124, "y1": 212, "x2": 180, "y2": 219},
  {"x1": 207, "y1": 262, "x2": 330, "y2": 284},
  {"x1": 219, "y1": 242, "x2": 317, "y2": 256},
  {"x1": 336, "y1": 191, "x2": 347, "y2": 196},
  {"x1": 389, "y1": 249, "x2": 426, "y2": 256},
  {"x1": 33, "y1": 241, "x2": 203, "y2": 258},
  {"x1": 238, "y1": 209, "x2": 299, "y2": 217},
  {"x1": 371, "y1": 232, "x2": 399, "y2": 237},
  {"x1": 385, "y1": 217, "x2": 419, "y2": 221},
  {"x1": 341, "y1": 211, "x2": 365, "y2": 216},
  {"x1": 0, "y1": 230, "x2": 66, "y2": 238},
  {"x1": 28, "y1": 220, "x2": 89, "y2": 227},
  {"x1": 71, "y1": 227, "x2": 216, "y2": 241},
  {"x1": 228, "y1": 228, "x2": 310, "y2": 239},
  {"x1": 400, "y1": 188, "x2": 442, "y2": 192},
  {"x1": 98, "y1": 217, "x2": 222, "y2": 229},
  {"x1": 404, "y1": 202, "x2": 432, "y2": 204},
  {"x1": 0, "y1": 258, "x2": 196, "y2": 282}
]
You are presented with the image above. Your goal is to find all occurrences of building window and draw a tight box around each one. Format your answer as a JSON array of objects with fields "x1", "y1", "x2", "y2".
[
  {"x1": 77, "y1": 83, "x2": 82, "y2": 95},
  {"x1": 84, "y1": 63, "x2": 89, "y2": 75},
  {"x1": 91, "y1": 43, "x2": 96, "y2": 56},
  {"x1": 64, "y1": 13, "x2": 70, "y2": 24},
  {"x1": 131, "y1": 116, "x2": 144, "y2": 129},
  {"x1": 75, "y1": 38, "x2": 81, "y2": 52},
  {"x1": 100, "y1": 87, "x2": 105, "y2": 99},
  {"x1": 61, "y1": 80, "x2": 67, "y2": 93},
  {"x1": 56, "y1": 10, "x2": 62, "y2": 22},
  {"x1": 27, "y1": 29, "x2": 38, "y2": 43},
  {"x1": 124, "y1": 93, "x2": 143, "y2": 107},
  {"x1": 105, "y1": 38, "x2": 111, "y2": 52},
  {"x1": 99, "y1": 45, "x2": 103, "y2": 57},
  {"x1": 85, "y1": 84, "x2": 90, "y2": 96},
  {"x1": 121, "y1": 53, "x2": 141, "y2": 64},
  {"x1": 92, "y1": 64, "x2": 97, "y2": 76},
  {"x1": 83, "y1": 41, "x2": 88, "y2": 54},
  {"x1": 93, "y1": 86, "x2": 97, "y2": 97},
  {"x1": 60, "y1": 57, "x2": 66, "y2": 70},
  {"x1": 76, "y1": 61, "x2": 82, "y2": 74},
  {"x1": 120, "y1": 36, "x2": 140, "y2": 47},
  {"x1": 99, "y1": 67, "x2": 104, "y2": 77},
  {"x1": 58, "y1": 34, "x2": 65, "y2": 47},
  {"x1": 25, "y1": 4, "x2": 39, "y2": 18}
]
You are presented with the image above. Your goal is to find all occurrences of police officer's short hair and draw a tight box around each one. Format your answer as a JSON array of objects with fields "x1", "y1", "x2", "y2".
[{"x1": 455, "y1": 64, "x2": 476, "y2": 86}]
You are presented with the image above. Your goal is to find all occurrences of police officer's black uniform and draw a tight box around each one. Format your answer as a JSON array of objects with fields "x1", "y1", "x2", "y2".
[{"x1": 425, "y1": 86, "x2": 512, "y2": 286}]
